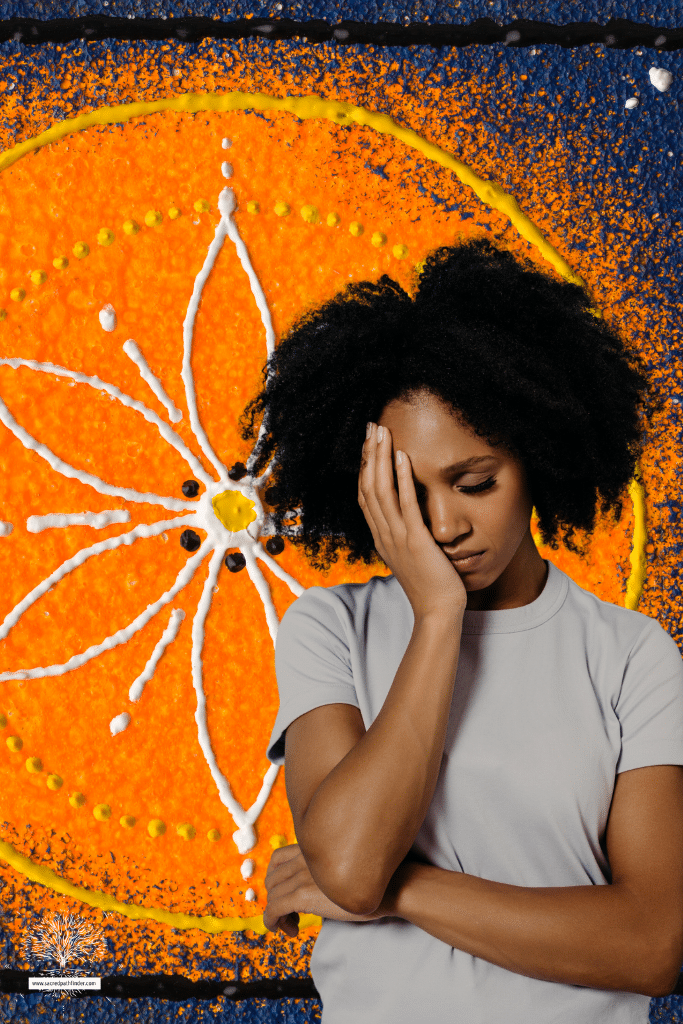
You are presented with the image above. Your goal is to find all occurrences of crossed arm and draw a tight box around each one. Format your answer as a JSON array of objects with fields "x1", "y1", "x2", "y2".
[{"x1": 264, "y1": 422, "x2": 683, "y2": 999}]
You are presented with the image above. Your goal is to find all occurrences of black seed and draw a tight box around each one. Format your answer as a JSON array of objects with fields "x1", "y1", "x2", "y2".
[
  {"x1": 228, "y1": 462, "x2": 247, "y2": 481},
  {"x1": 225, "y1": 552, "x2": 247, "y2": 573},
  {"x1": 180, "y1": 529, "x2": 201, "y2": 552},
  {"x1": 182, "y1": 479, "x2": 200, "y2": 498},
  {"x1": 265, "y1": 536, "x2": 285, "y2": 556},
  {"x1": 264, "y1": 486, "x2": 281, "y2": 505}
]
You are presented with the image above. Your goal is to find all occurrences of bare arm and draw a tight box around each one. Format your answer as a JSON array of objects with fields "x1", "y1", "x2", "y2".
[{"x1": 286, "y1": 422, "x2": 466, "y2": 915}]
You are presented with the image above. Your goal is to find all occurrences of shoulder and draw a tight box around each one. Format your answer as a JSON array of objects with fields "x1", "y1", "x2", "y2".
[{"x1": 279, "y1": 572, "x2": 401, "y2": 631}]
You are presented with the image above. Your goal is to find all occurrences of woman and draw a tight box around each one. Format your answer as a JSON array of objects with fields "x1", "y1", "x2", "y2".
[{"x1": 240, "y1": 239, "x2": 683, "y2": 1022}]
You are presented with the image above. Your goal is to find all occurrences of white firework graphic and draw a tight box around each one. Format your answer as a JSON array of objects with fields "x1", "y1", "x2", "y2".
[
  {"x1": 22, "y1": 911, "x2": 108, "y2": 997},
  {"x1": 0, "y1": 182, "x2": 305, "y2": 858}
]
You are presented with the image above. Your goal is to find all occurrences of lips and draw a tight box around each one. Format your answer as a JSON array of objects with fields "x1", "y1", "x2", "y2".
[{"x1": 446, "y1": 550, "x2": 485, "y2": 571}]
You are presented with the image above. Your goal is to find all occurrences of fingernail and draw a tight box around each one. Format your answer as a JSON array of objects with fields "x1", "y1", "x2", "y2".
[
  {"x1": 377, "y1": 425, "x2": 384, "y2": 443},
  {"x1": 366, "y1": 422, "x2": 372, "y2": 439},
  {"x1": 396, "y1": 450, "x2": 403, "y2": 466}
]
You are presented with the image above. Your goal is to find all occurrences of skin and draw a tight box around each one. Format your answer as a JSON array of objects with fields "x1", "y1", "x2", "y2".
[{"x1": 264, "y1": 388, "x2": 548, "y2": 935}]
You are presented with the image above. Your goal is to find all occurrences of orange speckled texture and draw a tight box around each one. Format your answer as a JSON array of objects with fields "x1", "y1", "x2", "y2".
[{"x1": 0, "y1": 33, "x2": 681, "y2": 988}]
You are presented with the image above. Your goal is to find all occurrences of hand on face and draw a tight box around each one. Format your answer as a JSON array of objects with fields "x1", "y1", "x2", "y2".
[{"x1": 358, "y1": 422, "x2": 467, "y2": 620}]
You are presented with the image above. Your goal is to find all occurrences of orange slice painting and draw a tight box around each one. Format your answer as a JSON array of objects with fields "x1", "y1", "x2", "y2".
[{"x1": 0, "y1": 94, "x2": 644, "y2": 939}]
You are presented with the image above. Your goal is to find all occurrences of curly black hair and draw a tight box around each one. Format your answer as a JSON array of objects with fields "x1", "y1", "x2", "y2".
[{"x1": 239, "y1": 237, "x2": 659, "y2": 573}]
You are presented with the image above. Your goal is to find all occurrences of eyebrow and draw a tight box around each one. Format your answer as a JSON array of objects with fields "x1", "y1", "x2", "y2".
[{"x1": 440, "y1": 455, "x2": 497, "y2": 474}]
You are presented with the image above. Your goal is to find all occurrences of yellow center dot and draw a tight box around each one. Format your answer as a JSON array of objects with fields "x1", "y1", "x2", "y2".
[
  {"x1": 168, "y1": 207, "x2": 181, "y2": 220},
  {"x1": 148, "y1": 819, "x2": 166, "y2": 838},
  {"x1": 120, "y1": 815, "x2": 136, "y2": 828},
  {"x1": 73, "y1": 242, "x2": 89, "y2": 259},
  {"x1": 52, "y1": 256, "x2": 69, "y2": 270},
  {"x1": 97, "y1": 228, "x2": 115, "y2": 246},
  {"x1": 194, "y1": 199, "x2": 210, "y2": 213},
  {"x1": 177, "y1": 823, "x2": 196, "y2": 841},
  {"x1": 7, "y1": 736, "x2": 22, "y2": 752},
  {"x1": 10, "y1": 288, "x2": 25, "y2": 302},
  {"x1": 300, "y1": 204, "x2": 319, "y2": 224},
  {"x1": 392, "y1": 243, "x2": 409, "y2": 259},
  {"x1": 144, "y1": 210, "x2": 162, "y2": 228},
  {"x1": 93, "y1": 803, "x2": 111, "y2": 821},
  {"x1": 371, "y1": 231, "x2": 387, "y2": 248},
  {"x1": 123, "y1": 219, "x2": 140, "y2": 235},
  {"x1": 207, "y1": 828, "x2": 221, "y2": 842},
  {"x1": 30, "y1": 270, "x2": 47, "y2": 286},
  {"x1": 69, "y1": 791, "x2": 86, "y2": 808},
  {"x1": 326, "y1": 212, "x2": 340, "y2": 227},
  {"x1": 46, "y1": 774, "x2": 63, "y2": 791},
  {"x1": 246, "y1": 201, "x2": 260, "y2": 214},
  {"x1": 26, "y1": 757, "x2": 42, "y2": 773},
  {"x1": 274, "y1": 201, "x2": 290, "y2": 217},
  {"x1": 349, "y1": 221, "x2": 364, "y2": 237},
  {"x1": 211, "y1": 490, "x2": 257, "y2": 533}
]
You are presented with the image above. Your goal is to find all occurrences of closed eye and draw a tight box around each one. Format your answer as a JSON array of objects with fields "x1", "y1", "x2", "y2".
[{"x1": 458, "y1": 476, "x2": 497, "y2": 494}]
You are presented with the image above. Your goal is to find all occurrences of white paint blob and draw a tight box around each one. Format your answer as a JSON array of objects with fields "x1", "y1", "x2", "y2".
[
  {"x1": 27, "y1": 510, "x2": 130, "y2": 533},
  {"x1": 221, "y1": 162, "x2": 233, "y2": 179},
  {"x1": 110, "y1": 712, "x2": 131, "y2": 736},
  {"x1": 221, "y1": 137, "x2": 232, "y2": 149},
  {"x1": 0, "y1": 521, "x2": 13, "y2": 537},
  {"x1": 245, "y1": 888, "x2": 256, "y2": 902},
  {"x1": 649, "y1": 67, "x2": 673, "y2": 93},
  {"x1": 625, "y1": 97, "x2": 639, "y2": 109},
  {"x1": 98, "y1": 303, "x2": 117, "y2": 332},
  {"x1": 241, "y1": 859, "x2": 255, "y2": 879},
  {"x1": 123, "y1": 339, "x2": 183, "y2": 424}
]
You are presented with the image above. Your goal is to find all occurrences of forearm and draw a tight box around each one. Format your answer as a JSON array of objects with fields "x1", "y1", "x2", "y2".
[
  {"x1": 385, "y1": 860, "x2": 671, "y2": 998},
  {"x1": 299, "y1": 613, "x2": 463, "y2": 914}
]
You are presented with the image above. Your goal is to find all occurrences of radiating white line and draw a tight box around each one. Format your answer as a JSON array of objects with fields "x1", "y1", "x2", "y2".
[
  {"x1": 0, "y1": 540, "x2": 211, "y2": 682},
  {"x1": 255, "y1": 460, "x2": 276, "y2": 488},
  {"x1": 123, "y1": 340, "x2": 183, "y2": 424},
  {"x1": 190, "y1": 546, "x2": 254, "y2": 834},
  {"x1": 0, "y1": 358, "x2": 213, "y2": 486},
  {"x1": 244, "y1": 762, "x2": 280, "y2": 824},
  {"x1": 253, "y1": 545, "x2": 305, "y2": 598},
  {"x1": 27, "y1": 511, "x2": 131, "y2": 533},
  {"x1": 241, "y1": 544, "x2": 280, "y2": 644},
  {"x1": 0, "y1": 395, "x2": 194, "y2": 513},
  {"x1": 129, "y1": 608, "x2": 185, "y2": 702},
  {"x1": 0, "y1": 515, "x2": 194, "y2": 646},
  {"x1": 0, "y1": 522, "x2": 13, "y2": 537},
  {"x1": 182, "y1": 217, "x2": 231, "y2": 481}
]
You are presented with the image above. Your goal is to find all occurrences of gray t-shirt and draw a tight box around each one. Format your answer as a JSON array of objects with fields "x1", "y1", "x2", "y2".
[{"x1": 267, "y1": 560, "x2": 683, "y2": 1023}]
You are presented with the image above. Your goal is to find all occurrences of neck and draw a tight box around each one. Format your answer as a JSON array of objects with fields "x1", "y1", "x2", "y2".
[{"x1": 465, "y1": 532, "x2": 548, "y2": 611}]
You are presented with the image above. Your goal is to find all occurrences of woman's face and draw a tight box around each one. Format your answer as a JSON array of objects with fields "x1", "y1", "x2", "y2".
[{"x1": 377, "y1": 390, "x2": 546, "y2": 610}]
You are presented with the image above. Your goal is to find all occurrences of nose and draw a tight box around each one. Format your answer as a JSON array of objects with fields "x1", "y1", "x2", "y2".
[{"x1": 422, "y1": 490, "x2": 472, "y2": 545}]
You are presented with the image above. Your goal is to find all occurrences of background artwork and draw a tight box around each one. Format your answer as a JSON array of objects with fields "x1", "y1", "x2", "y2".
[{"x1": 0, "y1": 2, "x2": 682, "y2": 1022}]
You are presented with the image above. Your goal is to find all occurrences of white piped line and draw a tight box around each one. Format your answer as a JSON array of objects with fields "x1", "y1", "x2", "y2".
[
  {"x1": 181, "y1": 212, "x2": 232, "y2": 481},
  {"x1": 0, "y1": 522, "x2": 13, "y2": 537},
  {"x1": 129, "y1": 608, "x2": 185, "y2": 702},
  {"x1": 253, "y1": 545, "x2": 305, "y2": 599},
  {"x1": 99, "y1": 304, "x2": 117, "y2": 332},
  {"x1": 123, "y1": 339, "x2": 183, "y2": 425},
  {"x1": 0, "y1": 358, "x2": 213, "y2": 488},
  {"x1": 27, "y1": 510, "x2": 130, "y2": 533},
  {"x1": 0, "y1": 539, "x2": 210, "y2": 681},
  {"x1": 241, "y1": 544, "x2": 281, "y2": 643},
  {"x1": 110, "y1": 711, "x2": 130, "y2": 736},
  {"x1": 0, "y1": 516, "x2": 194, "y2": 648}
]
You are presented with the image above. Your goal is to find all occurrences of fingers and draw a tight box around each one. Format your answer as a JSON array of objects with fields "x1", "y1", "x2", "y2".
[{"x1": 358, "y1": 423, "x2": 403, "y2": 554}]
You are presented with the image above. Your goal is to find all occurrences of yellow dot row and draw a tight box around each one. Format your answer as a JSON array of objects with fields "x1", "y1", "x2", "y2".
[
  {"x1": 246, "y1": 200, "x2": 410, "y2": 259},
  {"x1": 2, "y1": 712, "x2": 227, "y2": 842},
  {"x1": 0, "y1": 199, "x2": 212, "y2": 320}
]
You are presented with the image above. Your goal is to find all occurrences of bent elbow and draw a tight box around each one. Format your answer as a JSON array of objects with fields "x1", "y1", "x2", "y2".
[{"x1": 299, "y1": 839, "x2": 384, "y2": 917}]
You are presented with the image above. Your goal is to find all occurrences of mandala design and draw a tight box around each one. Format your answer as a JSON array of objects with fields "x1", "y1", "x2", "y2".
[{"x1": 0, "y1": 95, "x2": 643, "y2": 927}]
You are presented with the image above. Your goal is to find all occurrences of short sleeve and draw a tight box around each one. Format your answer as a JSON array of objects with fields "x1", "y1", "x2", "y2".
[
  {"x1": 615, "y1": 618, "x2": 683, "y2": 774},
  {"x1": 266, "y1": 586, "x2": 360, "y2": 765}
]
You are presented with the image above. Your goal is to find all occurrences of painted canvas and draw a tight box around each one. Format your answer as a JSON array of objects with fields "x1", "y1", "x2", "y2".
[{"x1": 0, "y1": 2, "x2": 681, "y2": 1021}]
